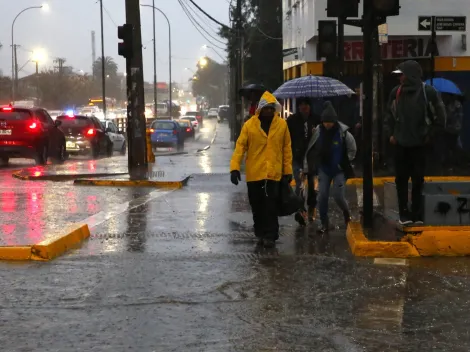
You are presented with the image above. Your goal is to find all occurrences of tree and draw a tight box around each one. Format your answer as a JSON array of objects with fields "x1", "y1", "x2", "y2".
[
  {"x1": 219, "y1": 0, "x2": 283, "y2": 92},
  {"x1": 93, "y1": 56, "x2": 119, "y2": 79},
  {"x1": 191, "y1": 58, "x2": 227, "y2": 107}
]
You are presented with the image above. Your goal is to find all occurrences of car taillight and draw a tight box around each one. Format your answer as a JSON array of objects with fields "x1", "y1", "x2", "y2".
[
  {"x1": 29, "y1": 122, "x2": 38, "y2": 130},
  {"x1": 2, "y1": 107, "x2": 12, "y2": 112},
  {"x1": 196, "y1": 116, "x2": 201, "y2": 119},
  {"x1": 149, "y1": 128, "x2": 155, "y2": 133},
  {"x1": 186, "y1": 128, "x2": 191, "y2": 132},
  {"x1": 173, "y1": 130, "x2": 178, "y2": 135},
  {"x1": 86, "y1": 128, "x2": 96, "y2": 136}
]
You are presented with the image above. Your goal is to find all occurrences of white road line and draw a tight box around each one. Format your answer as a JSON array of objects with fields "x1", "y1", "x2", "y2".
[
  {"x1": 356, "y1": 187, "x2": 380, "y2": 207},
  {"x1": 81, "y1": 189, "x2": 173, "y2": 229}
]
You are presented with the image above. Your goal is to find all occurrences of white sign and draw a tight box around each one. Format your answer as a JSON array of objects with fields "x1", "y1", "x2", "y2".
[{"x1": 378, "y1": 24, "x2": 388, "y2": 44}]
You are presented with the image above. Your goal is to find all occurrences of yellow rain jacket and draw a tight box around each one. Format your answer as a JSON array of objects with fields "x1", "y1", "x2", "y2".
[{"x1": 230, "y1": 91, "x2": 293, "y2": 182}]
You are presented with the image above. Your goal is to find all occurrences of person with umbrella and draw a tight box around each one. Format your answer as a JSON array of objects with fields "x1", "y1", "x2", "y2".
[
  {"x1": 424, "y1": 78, "x2": 464, "y2": 168},
  {"x1": 287, "y1": 97, "x2": 321, "y2": 225},
  {"x1": 230, "y1": 91, "x2": 293, "y2": 248}
]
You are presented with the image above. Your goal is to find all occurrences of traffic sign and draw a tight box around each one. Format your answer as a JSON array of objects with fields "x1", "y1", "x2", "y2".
[{"x1": 418, "y1": 16, "x2": 466, "y2": 31}]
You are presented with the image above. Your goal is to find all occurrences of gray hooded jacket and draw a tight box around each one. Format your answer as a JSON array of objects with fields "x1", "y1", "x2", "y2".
[{"x1": 385, "y1": 60, "x2": 447, "y2": 147}]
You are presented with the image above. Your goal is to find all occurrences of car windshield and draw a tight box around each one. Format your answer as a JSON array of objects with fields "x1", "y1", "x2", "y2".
[
  {"x1": 153, "y1": 122, "x2": 175, "y2": 130},
  {"x1": 0, "y1": 110, "x2": 31, "y2": 120},
  {"x1": 178, "y1": 121, "x2": 190, "y2": 127},
  {"x1": 184, "y1": 116, "x2": 196, "y2": 121},
  {"x1": 57, "y1": 116, "x2": 93, "y2": 128}
]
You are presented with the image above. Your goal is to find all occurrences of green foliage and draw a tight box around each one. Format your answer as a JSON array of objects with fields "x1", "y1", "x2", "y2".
[
  {"x1": 219, "y1": 0, "x2": 283, "y2": 92},
  {"x1": 192, "y1": 57, "x2": 227, "y2": 107}
]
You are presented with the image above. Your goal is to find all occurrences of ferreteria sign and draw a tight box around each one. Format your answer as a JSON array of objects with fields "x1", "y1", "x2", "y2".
[{"x1": 344, "y1": 38, "x2": 439, "y2": 61}]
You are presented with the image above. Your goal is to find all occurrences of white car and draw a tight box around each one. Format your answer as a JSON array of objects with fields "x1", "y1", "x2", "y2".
[
  {"x1": 208, "y1": 108, "x2": 218, "y2": 118},
  {"x1": 182, "y1": 116, "x2": 199, "y2": 130},
  {"x1": 102, "y1": 120, "x2": 127, "y2": 155}
]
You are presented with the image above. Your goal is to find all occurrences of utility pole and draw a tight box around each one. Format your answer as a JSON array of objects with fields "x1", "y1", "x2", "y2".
[
  {"x1": 152, "y1": 0, "x2": 158, "y2": 117},
  {"x1": 123, "y1": 0, "x2": 148, "y2": 177},
  {"x1": 234, "y1": 0, "x2": 242, "y2": 142},
  {"x1": 100, "y1": 0, "x2": 107, "y2": 118},
  {"x1": 362, "y1": 0, "x2": 374, "y2": 228},
  {"x1": 14, "y1": 45, "x2": 19, "y2": 99}
]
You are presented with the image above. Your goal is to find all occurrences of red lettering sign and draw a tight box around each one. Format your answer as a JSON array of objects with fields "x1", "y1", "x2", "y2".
[{"x1": 343, "y1": 38, "x2": 438, "y2": 61}]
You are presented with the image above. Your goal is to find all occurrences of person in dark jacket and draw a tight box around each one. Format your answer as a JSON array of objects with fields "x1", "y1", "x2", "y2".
[
  {"x1": 304, "y1": 101, "x2": 357, "y2": 233},
  {"x1": 287, "y1": 98, "x2": 321, "y2": 225},
  {"x1": 385, "y1": 60, "x2": 446, "y2": 225}
]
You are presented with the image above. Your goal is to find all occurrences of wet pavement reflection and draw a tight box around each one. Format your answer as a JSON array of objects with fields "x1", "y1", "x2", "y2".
[{"x1": 1, "y1": 122, "x2": 470, "y2": 350}]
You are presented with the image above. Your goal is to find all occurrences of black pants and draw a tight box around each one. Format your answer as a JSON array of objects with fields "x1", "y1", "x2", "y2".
[
  {"x1": 247, "y1": 180, "x2": 280, "y2": 240},
  {"x1": 395, "y1": 144, "x2": 426, "y2": 219}
]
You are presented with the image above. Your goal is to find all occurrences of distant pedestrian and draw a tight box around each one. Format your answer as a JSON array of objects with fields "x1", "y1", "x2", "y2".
[
  {"x1": 287, "y1": 97, "x2": 321, "y2": 225},
  {"x1": 230, "y1": 91, "x2": 293, "y2": 248},
  {"x1": 304, "y1": 101, "x2": 356, "y2": 233},
  {"x1": 385, "y1": 60, "x2": 446, "y2": 225}
]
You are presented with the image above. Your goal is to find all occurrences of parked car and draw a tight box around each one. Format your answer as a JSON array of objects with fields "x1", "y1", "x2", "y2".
[
  {"x1": 181, "y1": 116, "x2": 199, "y2": 130},
  {"x1": 218, "y1": 105, "x2": 229, "y2": 122},
  {"x1": 102, "y1": 120, "x2": 126, "y2": 155},
  {"x1": 208, "y1": 108, "x2": 218, "y2": 118},
  {"x1": 0, "y1": 105, "x2": 67, "y2": 165},
  {"x1": 150, "y1": 120, "x2": 184, "y2": 151},
  {"x1": 56, "y1": 114, "x2": 113, "y2": 159},
  {"x1": 185, "y1": 111, "x2": 203, "y2": 126},
  {"x1": 177, "y1": 119, "x2": 195, "y2": 140}
]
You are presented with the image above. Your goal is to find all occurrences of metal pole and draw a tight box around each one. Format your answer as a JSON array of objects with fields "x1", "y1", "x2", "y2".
[
  {"x1": 100, "y1": 0, "x2": 107, "y2": 118},
  {"x1": 36, "y1": 61, "x2": 39, "y2": 101},
  {"x1": 168, "y1": 22, "x2": 172, "y2": 118},
  {"x1": 431, "y1": 16, "x2": 436, "y2": 86},
  {"x1": 14, "y1": 45, "x2": 19, "y2": 98},
  {"x1": 125, "y1": 0, "x2": 148, "y2": 177},
  {"x1": 152, "y1": 0, "x2": 157, "y2": 118},
  {"x1": 362, "y1": 0, "x2": 374, "y2": 228},
  {"x1": 235, "y1": 0, "x2": 242, "y2": 142},
  {"x1": 337, "y1": 17, "x2": 345, "y2": 80}
]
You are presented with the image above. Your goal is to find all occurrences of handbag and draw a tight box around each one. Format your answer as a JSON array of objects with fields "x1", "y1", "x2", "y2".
[{"x1": 278, "y1": 178, "x2": 303, "y2": 216}]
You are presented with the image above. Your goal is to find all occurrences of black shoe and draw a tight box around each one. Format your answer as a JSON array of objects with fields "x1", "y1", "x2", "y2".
[
  {"x1": 318, "y1": 223, "x2": 328, "y2": 233},
  {"x1": 343, "y1": 211, "x2": 352, "y2": 225},
  {"x1": 295, "y1": 211, "x2": 307, "y2": 226},
  {"x1": 263, "y1": 239, "x2": 276, "y2": 248},
  {"x1": 308, "y1": 207, "x2": 316, "y2": 222},
  {"x1": 399, "y1": 214, "x2": 413, "y2": 226}
]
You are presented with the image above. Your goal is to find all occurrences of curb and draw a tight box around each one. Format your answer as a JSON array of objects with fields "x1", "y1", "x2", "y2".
[
  {"x1": 73, "y1": 176, "x2": 190, "y2": 189},
  {"x1": 0, "y1": 224, "x2": 90, "y2": 261},
  {"x1": 347, "y1": 221, "x2": 470, "y2": 257},
  {"x1": 347, "y1": 176, "x2": 470, "y2": 186},
  {"x1": 153, "y1": 151, "x2": 188, "y2": 157},
  {"x1": 12, "y1": 170, "x2": 128, "y2": 181}
]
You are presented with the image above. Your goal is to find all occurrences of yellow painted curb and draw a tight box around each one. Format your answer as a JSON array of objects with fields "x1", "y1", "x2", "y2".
[
  {"x1": 0, "y1": 246, "x2": 32, "y2": 261},
  {"x1": 31, "y1": 224, "x2": 90, "y2": 261},
  {"x1": 404, "y1": 228, "x2": 470, "y2": 256},
  {"x1": 348, "y1": 176, "x2": 470, "y2": 186},
  {"x1": 347, "y1": 222, "x2": 420, "y2": 258},
  {"x1": 74, "y1": 179, "x2": 184, "y2": 189}
]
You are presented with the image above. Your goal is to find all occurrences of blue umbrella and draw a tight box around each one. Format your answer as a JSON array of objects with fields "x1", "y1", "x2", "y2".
[
  {"x1": 424, "y1": 78, "x2": 462, "y2": 95},
  {"x1": 273, "y1": 75, "x2": 355, "y2": 99}
]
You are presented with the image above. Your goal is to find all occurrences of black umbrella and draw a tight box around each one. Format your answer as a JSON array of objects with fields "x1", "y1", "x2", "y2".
[{"x1": 239, "y1": 83, "x2": 268, "y2": 100}]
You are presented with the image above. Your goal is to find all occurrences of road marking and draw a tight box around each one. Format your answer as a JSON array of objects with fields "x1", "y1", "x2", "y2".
[
  {"x1": 82, "y1": 189, "x2": 173, "y2": 229},
  {"x1": 373, "y1": 258, "x2": 408, "y2": 266},
  {"x1": 356, "y1": 187, "x2": 380, "y2": 207}
]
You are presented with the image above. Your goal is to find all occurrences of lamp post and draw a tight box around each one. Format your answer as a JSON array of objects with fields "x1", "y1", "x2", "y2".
[
  {"x1": 32, "y1": 49, "x2": 46, "y2": 101},
  {"x1": 141, "y1": 4, "x2": 172, "y2": 117},
  {"x1": 11, "y1": 4, "x2": 48, "y2": 101},
  {"x1": 99, "y1": 0, "x2": 106, "y2": 118}
]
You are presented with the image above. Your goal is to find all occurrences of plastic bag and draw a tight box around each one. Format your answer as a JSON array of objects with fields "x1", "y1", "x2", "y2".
[{"x1": 278, "y1": 179, "x2": 303, "y2": 216}]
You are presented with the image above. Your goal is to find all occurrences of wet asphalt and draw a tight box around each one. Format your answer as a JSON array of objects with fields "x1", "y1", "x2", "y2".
[{"x1": 1, "y1": 120, "x2": 470, "y2": 351}]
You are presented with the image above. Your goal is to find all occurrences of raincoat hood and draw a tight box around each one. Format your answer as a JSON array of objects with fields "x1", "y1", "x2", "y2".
[
  {"x1": 256, "y1": 91, "x2": 282, "y2": 114},
  {"x1": 397, "y1": 60, "x2": 423, "y2": 88}
]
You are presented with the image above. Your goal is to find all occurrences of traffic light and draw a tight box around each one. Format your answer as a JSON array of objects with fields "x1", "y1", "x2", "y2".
[
  {"x1": 118, "y1": 24, "x2": 134, "y2": 59},
  {"x1": 327, "y1": 0, "x2": 359, "y2": 18},
  {"x1": 372, "y1": 0, "x2": 400, "y2": 16},
  {"x1": 317, "y1": 20, "x2": 337, "y2": 60}
]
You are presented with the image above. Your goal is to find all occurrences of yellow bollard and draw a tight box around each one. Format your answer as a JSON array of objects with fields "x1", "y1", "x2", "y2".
[{"x1": 146, "y1": 129, "x2": 155, "y2": 163}]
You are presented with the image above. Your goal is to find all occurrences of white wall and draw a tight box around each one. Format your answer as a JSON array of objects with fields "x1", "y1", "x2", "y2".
[{"x1": 283, "y1": 0, "x2": 469, "y2": 67}]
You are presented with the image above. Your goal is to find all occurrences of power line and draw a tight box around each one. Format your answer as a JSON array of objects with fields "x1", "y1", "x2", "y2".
[
  {"x1": 177, "y1": 0, "x2": 226, "y2": 51},
  {"x1": 255, "y1": 26, "x2": 282, "y2": 40},
  {"x1": 184, "y1": 0, "x2": 223, "y2": 38},
  {"x1": 186, "y1": 0, "x2": 231, "y2": 30},
  {"x1": 182, "y1": 0, "x2": 226, "y2": 45}
]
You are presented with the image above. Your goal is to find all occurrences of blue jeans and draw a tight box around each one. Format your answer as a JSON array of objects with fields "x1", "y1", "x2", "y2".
[{"x1": 318, "y1": 169, "x2": 349, "y2": 225}]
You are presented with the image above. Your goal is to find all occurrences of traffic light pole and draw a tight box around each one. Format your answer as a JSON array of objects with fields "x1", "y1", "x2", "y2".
[
  {"x1": 362, "y1": 0, "x2": 374, "y2": 228},
  {"x1": 125, "y1": 0, "x2": 148, "y2": 178},
  {"x1": 337, "y1": 16, "x2": 345, "y2": 80}
]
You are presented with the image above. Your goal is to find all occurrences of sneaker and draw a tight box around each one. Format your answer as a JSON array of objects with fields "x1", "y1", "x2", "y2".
[
  {"x1": 263, "y1": 239, "x2": 276, "y2": 248},
  {"x1": 399, "y1": 214, "x2": 413, "y2": 226},
  {"x1": 295, "y1": 211, "x2": 307, "y2": 226},
  {"x1": 308, "y1": 207, "x2": 316, "y2": 222}
]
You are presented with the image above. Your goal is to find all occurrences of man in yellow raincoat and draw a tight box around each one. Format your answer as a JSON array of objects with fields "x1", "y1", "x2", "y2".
[{"x1": 230, "y1": 91, "x2": 293, "y2": 248}]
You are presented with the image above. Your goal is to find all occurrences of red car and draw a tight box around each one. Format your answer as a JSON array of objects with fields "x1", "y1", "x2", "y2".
[{"x1": 0, "y1": 105, "x2": 66, "y2": 165}]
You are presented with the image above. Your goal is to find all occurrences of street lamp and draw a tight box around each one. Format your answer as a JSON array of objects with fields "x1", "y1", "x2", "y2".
[
  {"x1": 141, "y1": 4, "x2": 172, "y2": 118},
  {"x1": 32, "y1": 49, "x2": 46, "y2": 74},
  {"x1": 201, "y1": 45, "x2": 225, "y2": 62},
  {"x1": 198, "y1": 57, "x2": 208, "y2": 68},
  {"x1": 11, "y1": 4, "x2": 48, "y2": 101}
]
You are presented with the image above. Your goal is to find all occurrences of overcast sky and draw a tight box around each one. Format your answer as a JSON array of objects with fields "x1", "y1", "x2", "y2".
[{"x1": 1, "y1": 0, "x2": 229, "y2": 84}]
